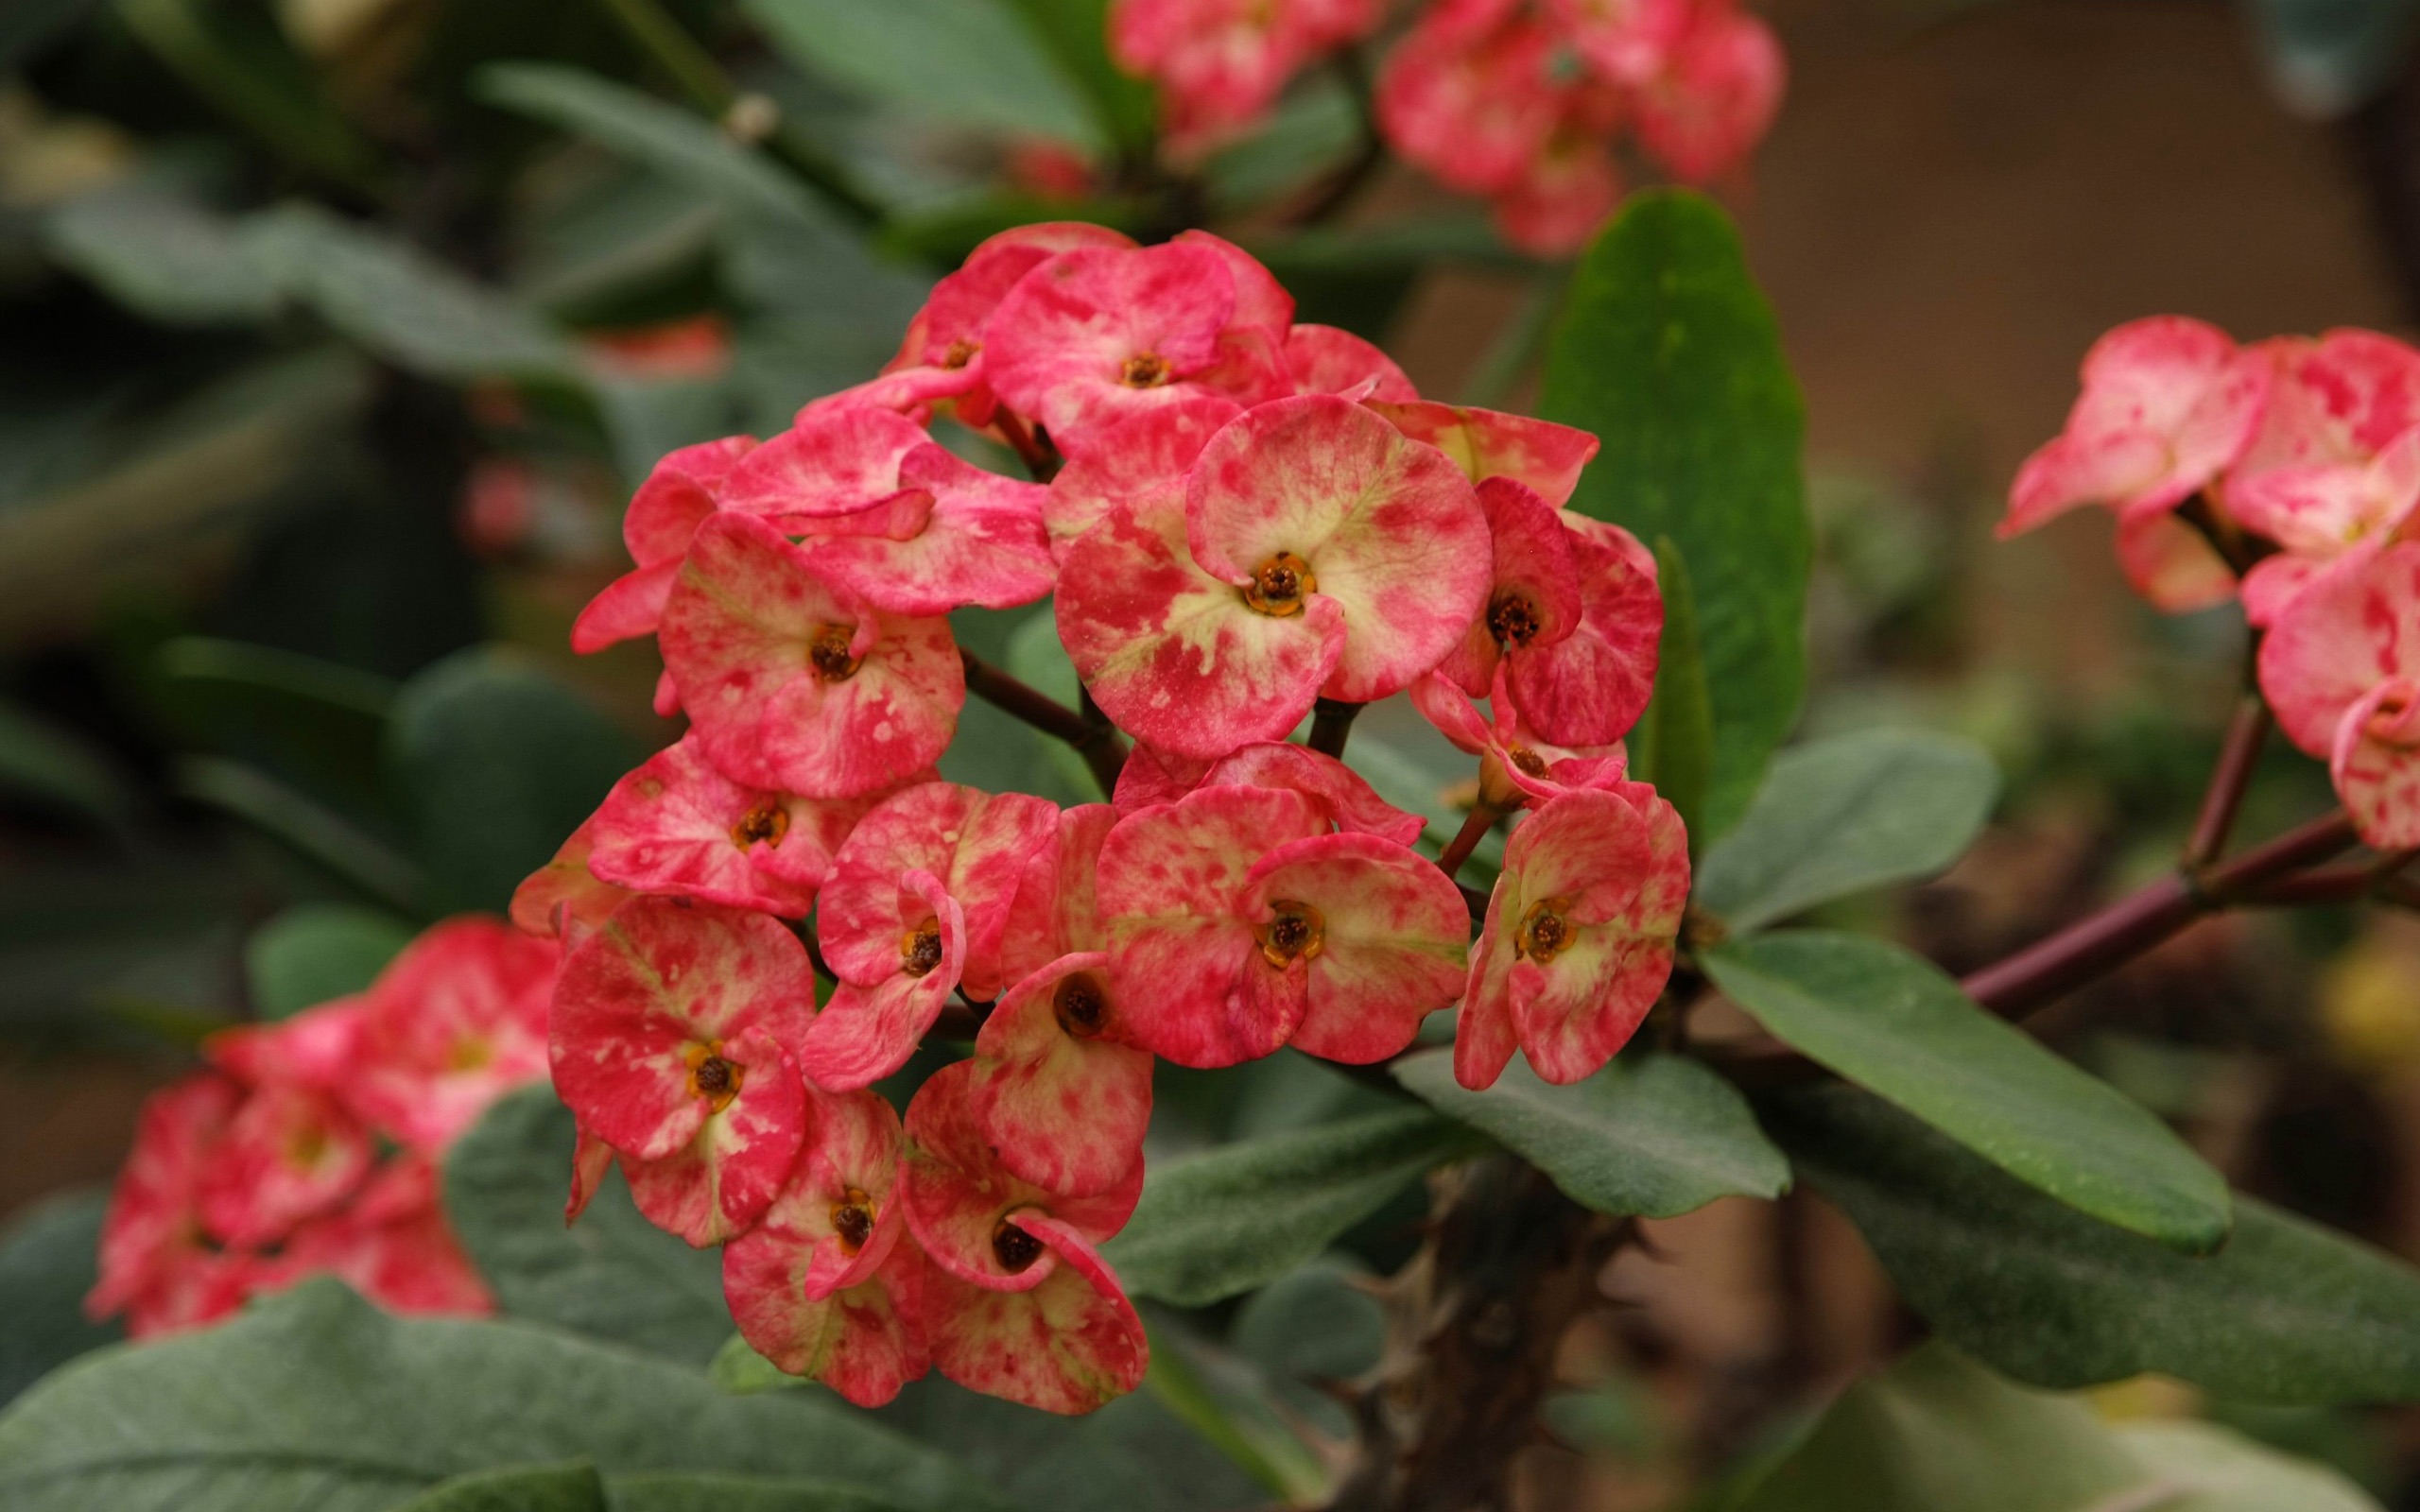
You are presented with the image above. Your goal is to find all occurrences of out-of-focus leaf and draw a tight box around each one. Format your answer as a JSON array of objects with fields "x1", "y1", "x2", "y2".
[
  {"x1": 0, "y1": 0, "x2": 94, "y2": 72},
  {"x1": 1542, "y1": 191, "x2": 1810, "y2": 838},
  {"x1": 0, "y1": 1280, "x2": 1003, "y2": 1511},
  {"x1": 875, "y1": 195, "x2": 1141, "y2": 268},
  {"x1": 0, "y1": 1192, "x2": 119, "y2": 1409},
  {"x1": 742, "y1": 0, "x2": 1102, "y2": 149},
  {"x1": 394, "y1": 1462, "x2": 607, "y2": 1512},
  {"x1": 1142, "y1": 1321, "x2": 1327, "y2": 1502},
  {"x1": 1627, "y1": 539, "x2": 1711, "y2": 846},
  {"x1": 1768, "y1": 1086, "x2": 2420, "y2": 1404},
  {"x1": 1229, "y1": 1259, "x2": 1382, "y2": 1385},
  {"x1": 0, "y1": 700, "x2": 134, "y2": 833},
  {"x1": 997, "y1": 0, "x2": 1157, "y2": 150},
  {"x1": 0, "y1": 857, "x2": 248, "y2": 1039},
  {"x1": 384, "y1": 649, "x2": 639, "y2": 915},
  {"x1": 874, "y1": 1375, "x2": 1262, "y2": 1512},
  {"x1": 151, "y1": 635, "x2": 395, "y2": 816},
  {"x1": 1103, "y1": 1107, "x2": 1487, "y2": 1307},
  {"x1": 1731, "y1": 1343, "x2": 2379, "y2": 1512},
  {"x1": 244, "y1": 903, "x2": 413, "y2": 1020},
  {"x1": 177, "y1": 755, "x2": 424, "y2": 912},
  {"x1": 1203, "y1": 82, "x2": 1359, "y2": 215},
  {"x1": 1696, "y1": 729, "x2": 1999, "y2": 932},
  {"x1": 1703, "y1": 932, "x2": 2232, "y2": 1252},
  {"x1": 42, "y1": 181, "x2": 281, "y2": 325},
  {"x1": 115, "y1": 0, "x2": 381, "y2": 188},
  {"x1": 1393, "y1": 1050, "x2": 1788, "y2": 1217},
  {"x1": 608, "y1": 1473, "x2": 913, "y2": 1510},
  {"x1": 444, "y1": 1087, "x2": 730, "y2": 1365}
]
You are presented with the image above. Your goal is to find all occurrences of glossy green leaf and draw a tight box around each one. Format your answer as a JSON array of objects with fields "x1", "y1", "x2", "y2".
[
  {"x1": 0, "y1": 1280, "x2": 1002, "y2": 1512},
  {"x1": 1768, "y1": 1086, "x2": 2420, "y2": 1404},
  {"x1": 1625, "y1": 539, "x2": 1712, "y2": 846},
  {"x1": 385, "y1": 650, "x2": 640, "y2": 915},
  {"x1": 1732, "y1": 1343, "x2": 2380, "y2": 1512},
  {"x1": 1703, "y1": 931, "x2": 2230, "y2": 1251},
  {"x1": 1102, "y1": 1108, "x2": 1487, "y2": 1307},
  {"x1": 1393, "y1": 1050, "x2": 1787, "y2": 1216},
  {"x1": 244, "y1": 903, "x2": 413, "y2": 1020},
  {"x1": 1695, "y1": 729, "x2": 1999, "y2": 932},
  {"x1": 394, "y1": 1462, "x2": 605, "y2": 1512},
  {"x1": 444, "y1": 1087, "x2": 730, "y2": 1366},
  {"x1": 742, "y1": 0, "x2": 1101, "y2": 148},
  {"x1": 0, "y1": 1193, "x2": 118, "y2": 1409},
  {"x1": 1541, "y1": 191, "x2": 1809, "y2": 837}
]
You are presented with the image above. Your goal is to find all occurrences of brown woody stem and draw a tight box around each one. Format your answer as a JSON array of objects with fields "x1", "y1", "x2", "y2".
[
  {"x1": 1436, "y1": 805, "x2": 1498, "y2": 880},
  {"x1": 959, "y1": 649, "x2": 1128, "y2": 794},
  {"x1": 1307, "y1": 697, "x2": 1363, "y2": 758}
]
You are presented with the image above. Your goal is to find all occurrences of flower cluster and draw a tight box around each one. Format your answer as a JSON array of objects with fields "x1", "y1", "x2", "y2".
[
  {"x1": 1103, "y1": 0, "x2": 1784, "y2": 253},
  {"x1": 2004, "y1": 318, "x2": 2420, "y2": 850},
  {"x1": 86, "y1": 919, "x2": 554, "y2": 1337},
  {"x1": 533, "y1": 223, "x2": 1686, "y2": 1415}
]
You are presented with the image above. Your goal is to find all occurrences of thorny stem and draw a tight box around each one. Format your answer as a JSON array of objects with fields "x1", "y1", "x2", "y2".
[
  {"x1": 1436, "y1": 805, "x2": 1499, "y2": 880},
  {"x1": 959, "y1": 648, "x2": 1128, "y2": 795},
  {"x1": 1308, "y1": 698, "x2": 1363, "y2": 759},
  {"x1": 2183, "y1": 694, "x2": 2272, "y2": 868}
]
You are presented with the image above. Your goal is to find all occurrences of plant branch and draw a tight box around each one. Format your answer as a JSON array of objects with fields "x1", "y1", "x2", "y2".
[
  {"x1": 1285, "y1": 53, "x2": 1385, "y2": 228},
  {"x1": 2182, "y1": 694, "x2": 2272, "y2": 867},
  {"x1": 1436, "y1": 805, "x2": 1497, "y2": 880},
  {"x1": 1307, "y1": 698, "x2": 1362, "y2": 759},
  {"x1": 994, "y1": 409, "x2": 1061, "y2": 483},
  {"x1": 959, "y1": 648, "x2": 1128, "y2": 793}
]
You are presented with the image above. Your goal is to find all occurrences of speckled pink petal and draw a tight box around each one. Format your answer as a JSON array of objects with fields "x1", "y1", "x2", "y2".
[
  {"x1": 924, "y1": 1214, "x2": 1148, "y2": 1414},
  {"x1": 1365, "y1": 399, "x2": 1599, "y2": 507},
  {"x1": 586, "y1": 736, "x2": 876, "y2": 917},
  {"x1": 717, "y1": 405, "x2": 928, "y2": 519},
  {"x1": 571, "y1": 560, "x2": 682, "y2": 653},
  {"x1": 205, "y1": 996, "x2": 366, "y2": 1087},
  {"x1": 1439, "y1": 476, "x2": 1584, "y2": 696},
  {"x1": 1508, "y1": 513, "x2": 1661, "y2": 746},
  {"x1": 971, "y1": 952, "x2": 1153, "y2": 1195},
  {"x1": 2241, "y1": 553, "x2": 2331, "y2": 629},
  {"x1": 194, "y1": 1085, "x2": 373, "y2": 1246},
  {"x1": 1058, "y1": 493, "x2": 1344, "y2": 759},
  {"x1": 727, "y1": 1239, "x2": 927, "y2": 1404},
  {"x1": 1376, "y1": 9, "x2": 1560, "y2": 195},
  {"x1": 1110, "y1": 744, "x2": 1216, "y2": 813},
  {"x1": 999, "y1": 803, "x2": 1118, "y2": 984},
  {"x1": 620, "y1": 1022, "x2": 805, "y2": 1245},
  {"x1": 799, "y1": 444, "x2": 1056, "y2": 615},
  {"x1": 1187, "y1": 395, "x2": 1491, "y2": 703},
  {"x1": 902, "y1": 1061, "x2": 1142, "y2": 1289},
  {"x1": 2259, "y1": 541, "x2": 2420, "y2": 754},
  {"x1": 624, "y1": 436, "x2": 758, "y2": 564},
  {"x1": 567, "y1": 1121, "x2": 613, "y2": 1224},
  {"x1": 1201, "y1": 742, "x2": 1427, "y2": 845},
  {"x1": 549, "y1": 897, "x2": 817, "y2": 1161},
  {"x1": 1631, "y1": 6, "x2": 1784, "y2": 184},
  {"x1": 1174, "y1": 230, "x2": 1293, "y2": 334},
  {"x1": 2235, "y1": 330, "x2": 2420, "y2": 483},
  {"x1": 511, "y1": 818, "x2": 632, "y2": 945},
  {"x1": 1246, "y1": 832, "x2": 1469, "y2": 1062},
  {"x1": 1287, "y1": 324, "x2": 1418, "y2": 403},
  {"x1": 88, "y1": 1074, "x2": 242, "y2": 1322},
  {"x1": 1098, "y1": 784, "x2": 1328, "y2": 1066},
  {"x1": 658, "y1": 512, "x2": 964, "y2": 798},
  {"x1": 2331, "y1": 679, "x2": 2420, "y2": 849},
  {"x1": 1044, "y1": 396, "x2": 1241, "y2": 561},
  {"x1": 2113, "y1": 508, "x2": 2238, "y2": 613},
  {"x1": 1494, "y1": 131, "x2": 1623, "y2": 258},
  {"x1": 344, "y1": 917, "x2": 560, "y2": 1155},
  {"x1": 723, "y1": 1083, "x2": 905, "y2": 1319},
  {"x1": 1455, "y1": 877, "x2": 1523, "y2": 1091},
  {"x1": 816, "y1": 782, "x2": 1059, "y2": 1001},
  {"x1": 800, "y1": 870, "x2": 967, "y2": 1092}
]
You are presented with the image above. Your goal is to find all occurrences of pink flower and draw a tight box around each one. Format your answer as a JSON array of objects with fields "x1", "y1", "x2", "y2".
[
  {"x1": 716, "y1": 405, "x2": 934, "y2": 523},
  {"x1": 1546, "y1": 0, "x2": 1688, "y2": 84},
  {"x1": 584, "y1": 733, "x2": 889, "y2": 918},
  {"x1": 1508, "y1": 512, "x2": 1663, "y2": 746},
  {"x1": 723, "y1": 1085, "x2": 930, "y2": 1406},
  {"x1": 902, "y1": 1062, "x2": 1149, "y2": 1415},
  {"x1": 549, "y1": 898, "x2": 817, "y2": 1245},
  {"x1": 984, "y1": 238, "x2": 1292, "y2": 458},
  {"x1": 658, "y1": 512, "x2": 965, "y2": 799},
  {"x1": 572, "y1": 436, "x2": 758, "y2": 654},
  {"x1": 1629, "y1": 4, "x2": 1786, "y2": 185},
  {"x1": 1060, "y1": 395, "x2": 1491, "y2": 758},
  {"x1": 1459, "y1": 785, "x2": 1688, "y2": 1090},
  {"x1": 804, "y1": 782, "x2": 1061, "y2": 1089},
  {"x1": 969, "y1": 952, "x2": 1154, "y2": 1196},
  {"x1": 1110, "y1": 740, "x2": 1427, "y2": 846},
  {"x1": 87, "y1": 1074, "x2": 255, "y2": 1337},
  {"x1": 2231, "y1": 427, "x2": 2420, "y2": 626},
  {"x1": 1412, "y1": 668, "x2": 1632, "y2": 813},
  {"x1": 1494, "y1": 129, "x2": 1624, "y2": 255},
  {"x1": 1287, "y1": 324, "x2": 1419, "y2": 403},
  {"x1": 341, "y1": 917, "x2": 558, "y2": 1155},
  {"x1": 1432, "y1": 476, "x2": 1585, "y2": 702},
  {"x1": 265, "y1": 1157, "x2": 493, "y2": 1318},
  {"x1": 1045, "y1": 395, "x2": 1243, "y2": 562},
  {"x1": 1366, "y1": 400, "x2": 1600, "y2": 507},
  {"x1": 1111, "y1": 0, "x2": 1379, "y2": 146},
  {"x1": 191, "y1": 1077, "x2": 373, "y2": 1247},
  {"x1": 1377, "y1": 0, "x2": 1561, "y2": 195},
  {"x1": 2258, "y1": 541, "x2": 2420, "y2": 849},
  {"x1": 510, "y1": 816, "x2": 633, "y2": 946},
  {"x1": 793, "y1": 443, "x2": 1058, "y2": 616},
  {"x1": 1098, "y1": 784, "x2": 1471, "y2": 1066}
]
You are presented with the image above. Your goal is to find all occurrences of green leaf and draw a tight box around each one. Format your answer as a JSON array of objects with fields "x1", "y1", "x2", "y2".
[
  {"x1": 1695, "y1": 729, "x2": 2000, "y2": 933},
  {"x1": 152, "y1": 635, "x2": 396, "y2": 816},
  {"x1": 43, "y1": 181, "x2": 282, "y2": 326},
  {"x1": 1541, "y1": 191, "x2": 1809, "y2": 837},
  {"x1": 115, "y1": 0, "x2": 381, "y2": 189},
  {"x1": 176, "y1": 755, "x2": 425, "y2": 912},
  {"x1": 385, "y1": 649, "x2": 640, "y2": 915},
  {"x1": 0, "y1": 699, "x2": 134, "y2": 833},
  {"x1": 1626, "y1": 538, "x2": 1712, "y2": 846},
  {"x1": 995, "y1": 0, "x2": 1158, "y2": 151},
  {"x1": 394, "y1": 1462, "x2": 606, "y2": 1512},
  {"x1": 1102, "y1": 1108, "x2": 1487, "y2": 1307},
  {"x1": 1392, "y1": 1050, "x2": 1788, "y2": 1217},
  {"x1": 1767, "y1": 1085, "x2": 2420, "y2": 1404},
  {"x1": 245, "y1": 903, "x2": 414, "y2": 1020},
  {"x1": 0, "y1": 1280, "x2": 1003, "y2": 1512},
  {"x1": 0, "y1": 0, "x2": 94, "y2": 73},
  {"x1": 0, "y1": 1192, "x2": 119, "y2": 1409},
  {"x1": 876, "y1": 1376, "x2": 1262, "y2": 1511},
  {"x1": 741, "y1": 0, "x2": 1102, "y2": 148},
  {"x1": 607, "y1": 1472, "x2": 908, "y2": 1510},
  {"x1": 1732, "y1": 1343, "x2": 2381, "y2": 1512},
  {"x1": 1702, "y1": 931, "x2": 2230, "y2": 1251},
  {"x1": 444, "y1": 1087, "x2": 731, "y2": 1366}
]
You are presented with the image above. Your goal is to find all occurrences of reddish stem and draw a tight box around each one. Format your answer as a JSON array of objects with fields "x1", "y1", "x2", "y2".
[
  {"x1": 1436, "y1": 806, "x2": 1497, "y2": 880},
  {"x1": 1307, "y1": 698, "x2": 1362, "y2": 759},
  {"x1": 2183, "y1": 695, "x2": 2272, "y2": 867},
  {"x1": 959, "y1": 648, "x2": 1128, "y2": 794}
]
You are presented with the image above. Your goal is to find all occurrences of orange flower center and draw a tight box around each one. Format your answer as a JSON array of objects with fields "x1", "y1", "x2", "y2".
[
  {"x1": 1517, "y1": 899, "x2": 1576, "y2": 963},
  {"x1": 809, "y1": 625, "x2": 860, "y2": 682},
  {"x1": 1508, "y1": 746, "x2": 1550, "y2": 777},
  {"x1": 1488, "y1": 592, "x2": 1544, "y2": 646},
  {"x1": 1053, "y1": 972, "x2": 1110, "y2": 1039},
  {"x1": 686, "y1": 1042, "x2": 745, "y2": 1112},
  {"x1": 1120, "y1": 351, "x2": 1171, "y2": 387},
  {"x1": 1243, "y1": 553, "x2": 1316, "y2": 616},
  {"x1": 731, "y1": 800, "x2": 789, "y2": 850},
  {"x1": 940, "y1": 339, "x2": 978, "y2": 370},
  {"x1": 900, "y1": 917, "x2": 944, "y2": 976},
  {"x1": 1256, "y1": 901, "x2": 1325, "y2": 969},
  {"x1": 831, "y1": 1188, "x2": 875, "y2": 1253}
]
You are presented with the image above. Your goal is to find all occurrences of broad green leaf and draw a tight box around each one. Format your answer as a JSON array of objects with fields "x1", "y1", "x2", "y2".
[
  {"x1": 0, "y1": 1192, "x2": 118, "y2": 1408},
  {"x1": 1767, "y1": 1086, "x2": 2420, "y2": 1404},
  {"x1": 1696, "y1": 729, "x2": 1999, "y2": 932},
  {"x1": 177, "y1": 756, "x2": 424, "y2": 912},
  {"x1": 875, "y1": 1376, "x2": 1263, "y2": 1512},
  {"x1": 152, "y1": 635, "x2": 396, "y2": 815},
  {"x1": 1141, "y1": 1323, "x2": 1326, "y2": 1501},
  {"x1": 742, "y1": 0, "x2": 1101, "y2": 148},
  {"x1": 385, "y1": 649, "x2": 640, "y2": 914},
  {"x1": 996, "y1": 0, "x2": 1157, "y2": 151},
  {"x1": 1393, "y1": 1050, "x2": 1787, "y2": 1217},
  {"x1": 242, "y1": 204, "x2": 574, "y2": 381},
  {"x1": 1703, "y1": 931, "x2": 2230, "y2": 1251},
  {"x1": 245, "y1": 903, "x2": 413, "y2": 1020},
  {"x1": 0, "y1": 1280, "x2": 1003, "y2": 1512},
  {"x1": 444, "y1": 1087, "x2": 730, "y2": 1365},
  {"x1": 1732, "y1": 1343, "x2": 2379, "y2": 1512},
  {"x1": 43, "y1": 182, "x2": 281, "y2": 325},
  {"x1": 1202, "y1": 82, "x2": 1359, "y2": 215},
  {"x1": 1626, "y1": 539, "x2": 1711, "y2": 846},
  {"x1": 0, "y1": 699, "x2": 133, "y2": 833},
  {"x1": 394, "y1": 1462, "x2": 605, "y2": 1512},
  {"x1": 1102, "y1": 1108, "x2": 1487, "y2": 1307},
  {"x1": 607, "y1": 1473, "x2": 908, "y2": 1510},
  {"x1": 1227, "y1": 1259, "x2": 1381, "y2": 1441},
  {"x1": 1541, "y1": 191, "x2": 1809, "y2": 837}
]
